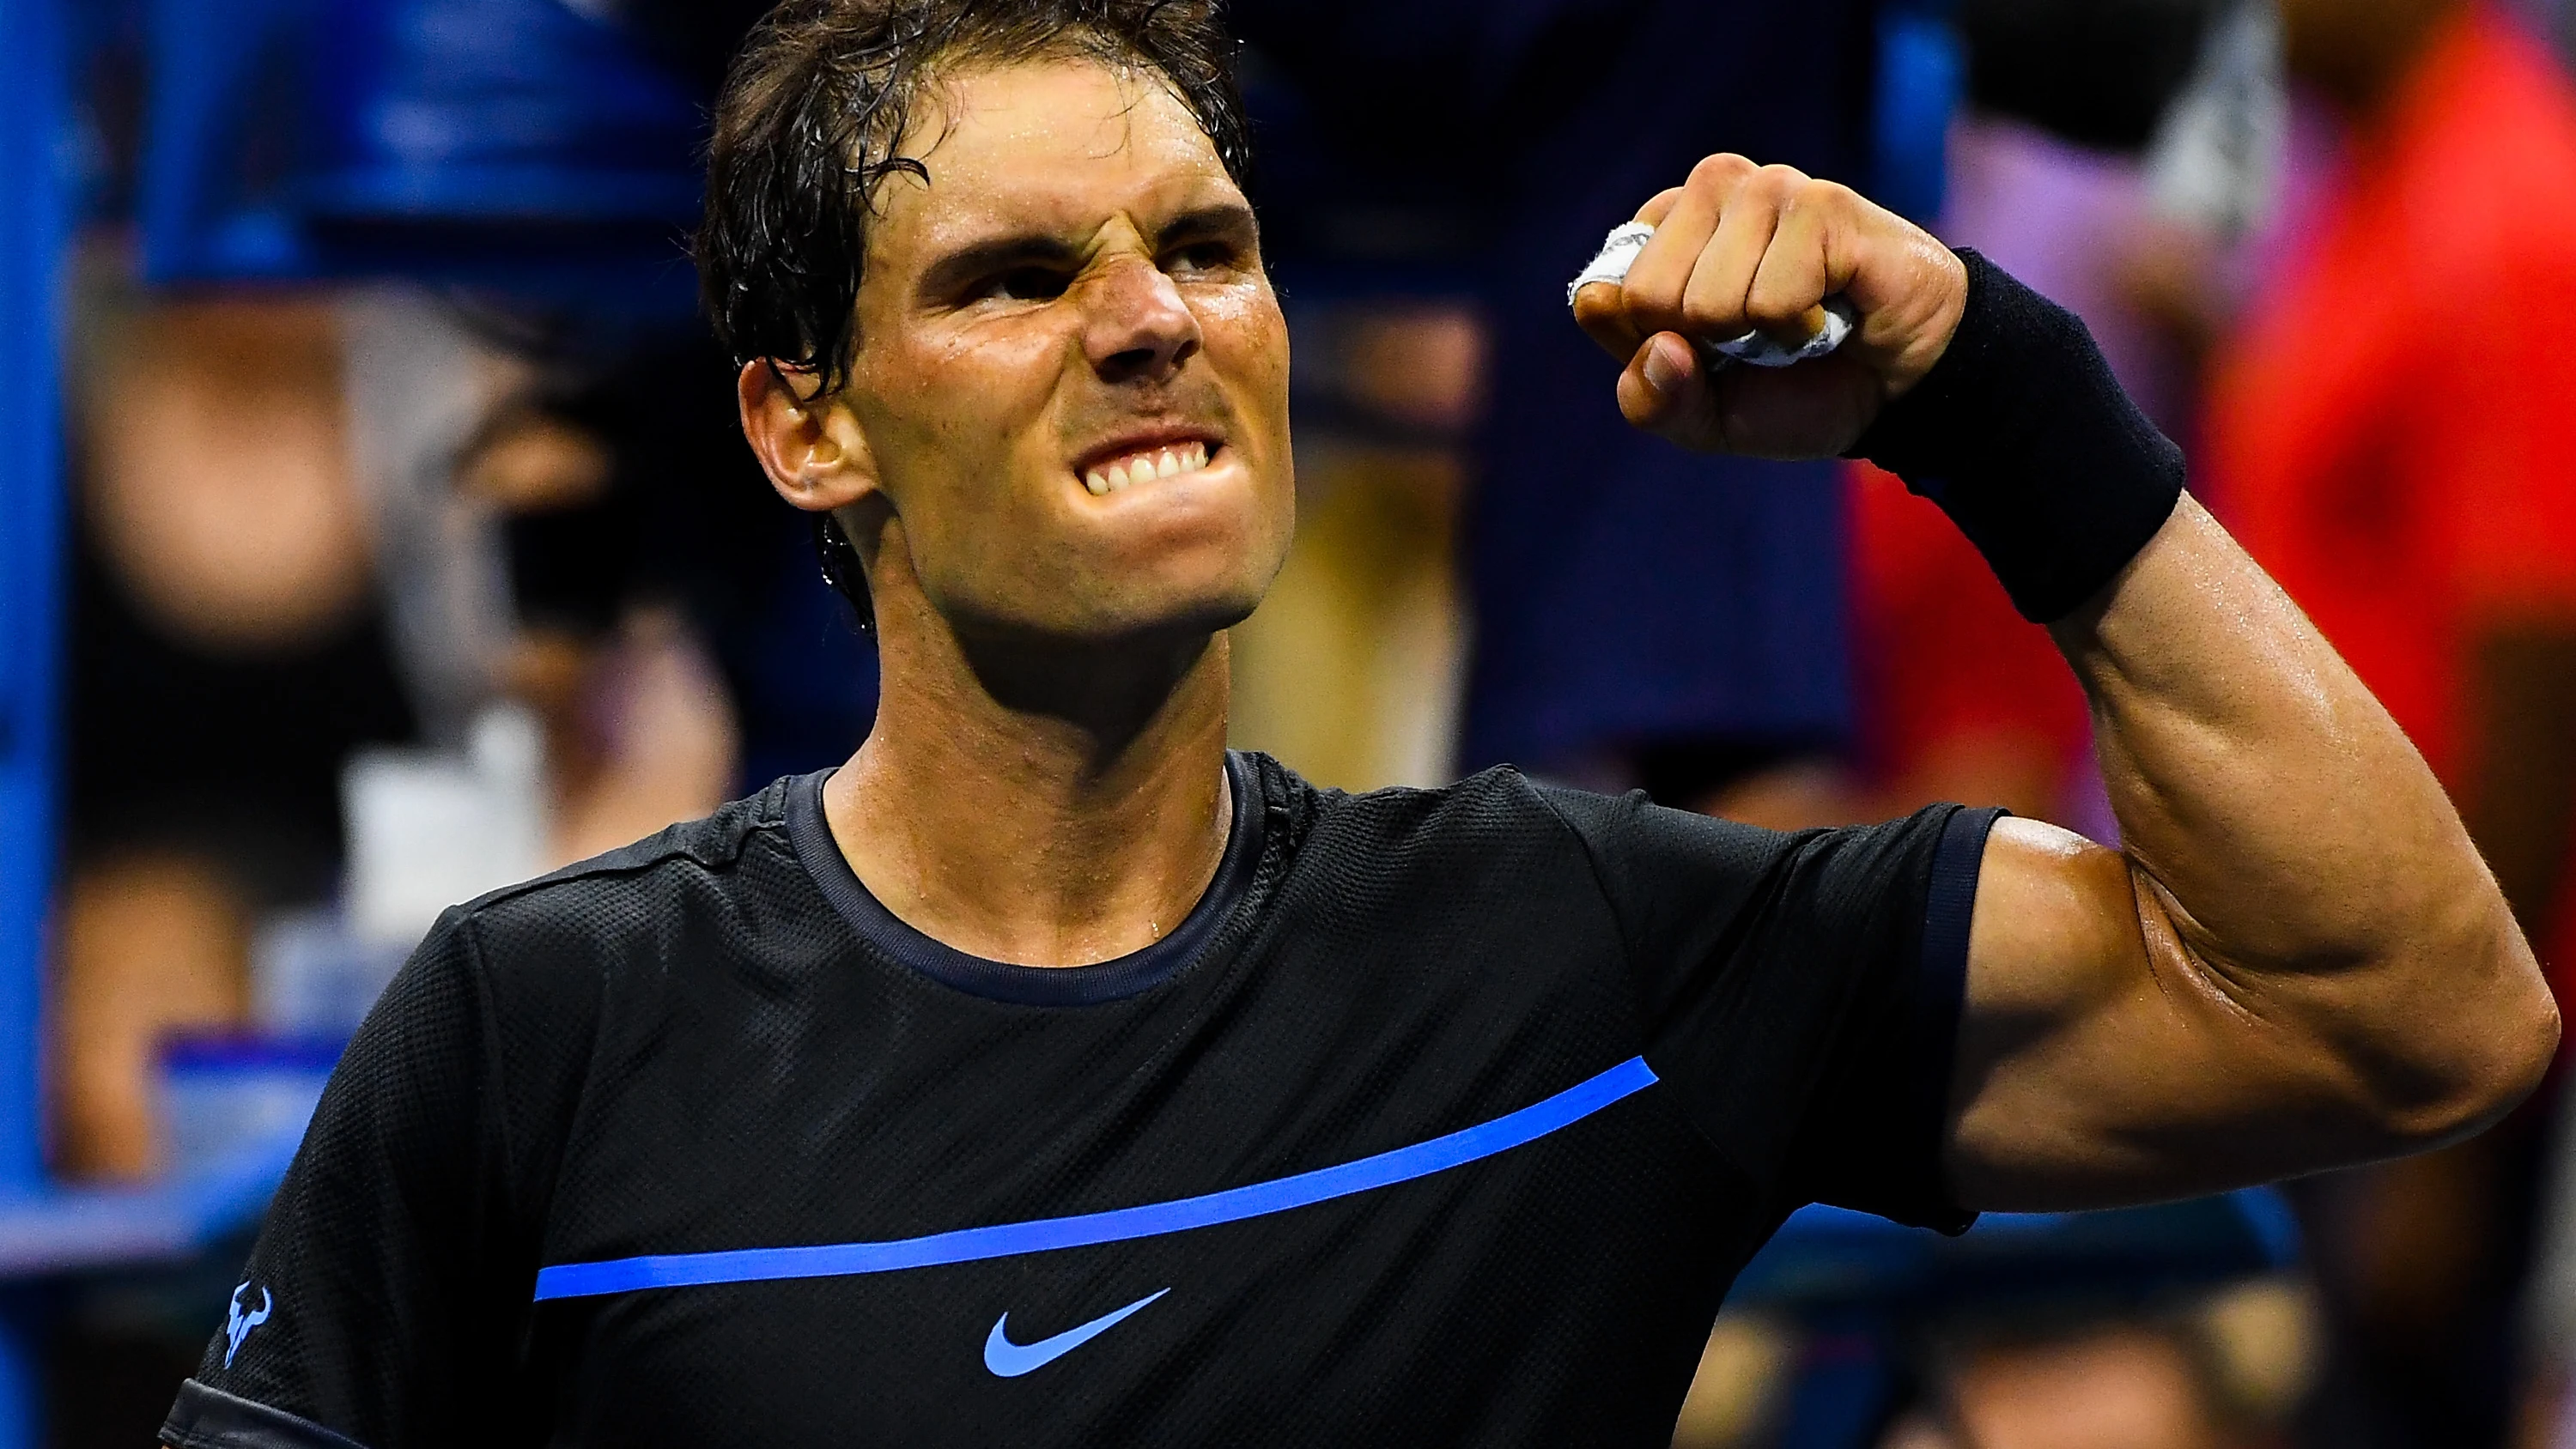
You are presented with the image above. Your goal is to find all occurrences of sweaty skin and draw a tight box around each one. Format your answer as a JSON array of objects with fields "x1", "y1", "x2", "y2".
[
  {"x1": 738, "y1": 58, "x2": 1292, "y2": 969},
  {"x1": 743, "y1": 45, "x2": 2555, "y2": 1209},
  {"x1": 1576, "y1": 153, "x2": 2558, "y2": 1210}
]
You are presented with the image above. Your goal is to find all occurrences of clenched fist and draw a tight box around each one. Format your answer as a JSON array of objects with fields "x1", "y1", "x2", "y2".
[{"x1": 1572, "y1": 154, "x2": 1967, "y2": 460}]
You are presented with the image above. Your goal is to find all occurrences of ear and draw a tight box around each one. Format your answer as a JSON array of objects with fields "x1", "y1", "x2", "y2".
[{"x1": 737, "y1": 359, "x2": 880, "y2": 515}]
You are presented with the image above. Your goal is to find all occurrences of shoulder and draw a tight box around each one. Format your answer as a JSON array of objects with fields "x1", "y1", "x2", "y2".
[
  {"x1": 430, "y1": 777, "x2": 805, "y2": 998},
  {"x1": 1257, "y1": 754, "x2": 1801, "y2": 910},
  {"x1": 345, "y1": 781, "x2": 813, "y2": 1171},
  {"x1": 1255, "y1": 755, "x2": 1598, "y2": 858}
]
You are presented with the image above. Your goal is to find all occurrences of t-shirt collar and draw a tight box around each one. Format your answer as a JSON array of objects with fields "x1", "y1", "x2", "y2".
[{"x1": 786, "y1": 752, "x2": 1263, "y2": 1006}]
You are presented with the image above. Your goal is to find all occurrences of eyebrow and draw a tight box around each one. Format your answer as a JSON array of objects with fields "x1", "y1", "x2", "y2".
[
  {"x1": 914, "y1": 202, "x2": 1262, "y2": 302},
  {"x1": 1155, "y1": 202, "x2": 1261, "y2": 248}
]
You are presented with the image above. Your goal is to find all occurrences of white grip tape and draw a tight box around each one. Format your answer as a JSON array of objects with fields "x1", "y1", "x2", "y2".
[{"x1": 1567, "y1": 221, "x2": 1856, "y2": 369}]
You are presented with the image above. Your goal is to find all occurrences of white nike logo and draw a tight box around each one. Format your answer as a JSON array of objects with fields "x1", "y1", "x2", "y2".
[{"x1": 982, "y1": 1288, "x2": 1170, "y2": 1378}]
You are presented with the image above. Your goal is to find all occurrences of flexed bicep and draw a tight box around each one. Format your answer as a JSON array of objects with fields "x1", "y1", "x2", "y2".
[{"x1": 1941, "y1": 502, "x2": 2554, "y2": 1213}]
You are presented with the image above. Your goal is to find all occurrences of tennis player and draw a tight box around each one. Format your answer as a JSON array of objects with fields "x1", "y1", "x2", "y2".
[{"x1": 159, "y1": 1, "x2": 2557, "y2": 1446}]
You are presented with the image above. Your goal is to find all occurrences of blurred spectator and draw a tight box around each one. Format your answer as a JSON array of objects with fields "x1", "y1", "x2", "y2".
[
  {"x1": 1664, "y1": 1274, "x2": 2317, "y2": 1448},
  {"x1": 1835, "y1": 0, "x2": 2240, "y2": 833},
  {"x1": 458, "y1": 324, "x2": 885, "y2": 850},
  {"x1": 1897, "y1": 1320, "x2": 2240, "y2": 1449},
  {"x1": 1924, "y1": 1326, "x2": 2233, "y2": 1449},
  {"x1": 1461, "y1": 0, "x2": 1880, "y2": 824},
  {"x1": 450, "y1": 355, "x2": 750, "y2": 867},
  {"x1": 1224, "y1": 300, "x2": 1475, "y2": 790},
  {"x1": 1670, "y1": 1313, "x2": 1800, "y2": 1448},
  {"x1": 32, "y1": 1, "x2": 851, "y2": 1441},
  {"x1": 1844, "y1": 467, "x2": 2094, "y2": 826},
  {"x1": 51, "y1": 287, "x2": 817, "y2": 1184},
  {"x1": 358, "y1": 307, "x2": 866, "y2": 869},
  {"x1": 2198, "y1": 0, "x2": 2576, "y2": 1440},
  {"x1": 1865, "y1": 1282, "x2": 2315, "y2": 1449},
  {"x1": 54, "y1": 278, "x2": 419, "y2": 1181},
  {"x1": 1234, "y1": 0, "x2": 1884, "y2": 822}
]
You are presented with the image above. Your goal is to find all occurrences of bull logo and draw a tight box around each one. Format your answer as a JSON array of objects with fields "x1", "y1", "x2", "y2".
[{"x1": 225, "y1": 1282, "x2": 272, "y2": 1367}]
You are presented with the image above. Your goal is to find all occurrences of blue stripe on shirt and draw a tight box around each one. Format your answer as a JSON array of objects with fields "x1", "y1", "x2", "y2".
[{"x1": 533, "y1": 1055, "x2": 1659, "y2": 1301}]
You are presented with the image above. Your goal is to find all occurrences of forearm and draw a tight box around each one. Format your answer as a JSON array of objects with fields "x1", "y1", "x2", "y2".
[
  {"x1": 1580, "y1": 157, "x2": 2557, "y2": 1204},
  {"x1": 2065, "y1": 497, "x2": 2479, "y2": 975},
  {"x1": 2059, "y1": 500, "x2": 2548, "y2": 1136},
  {"x1": 1865, "y1": 257, "x2": 2552, "y2": 1203}
]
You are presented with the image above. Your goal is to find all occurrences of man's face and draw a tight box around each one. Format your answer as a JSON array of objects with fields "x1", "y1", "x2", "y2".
[{"x1": 837, "y1": 56, "x2": 1293, "y2": 645}]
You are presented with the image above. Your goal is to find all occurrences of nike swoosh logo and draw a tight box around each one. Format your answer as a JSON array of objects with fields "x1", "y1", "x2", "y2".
[{"x1": 982, "y1": 1288, "x2": 1170, "y2": 1378}]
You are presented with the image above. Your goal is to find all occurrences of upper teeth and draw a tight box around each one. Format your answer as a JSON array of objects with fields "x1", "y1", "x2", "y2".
[{"x1": 1084, "y1": 441, "x2": 1210, "y2": 496}]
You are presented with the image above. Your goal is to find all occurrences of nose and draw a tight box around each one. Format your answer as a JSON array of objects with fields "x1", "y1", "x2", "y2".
[{"x1": 1080, "y1": 257, "x2": 1202, "y2": 385}]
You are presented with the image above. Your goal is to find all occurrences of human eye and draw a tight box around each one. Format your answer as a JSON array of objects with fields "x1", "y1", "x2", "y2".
[
  {"x1": 1163, "y1": 237, "x2": 1247, "y2": 281},
  {"x1": 974, "y1": 265, "x2": 1073, "y2": 303}
]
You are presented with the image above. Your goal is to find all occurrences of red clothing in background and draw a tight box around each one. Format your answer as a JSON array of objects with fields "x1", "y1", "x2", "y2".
[
  {"x1": 1847, "y1": 463, "x2": 2090, "y2": 804},
  {"x1": 2210, "y1": 7, "x2": 2576, "y2": 977}
]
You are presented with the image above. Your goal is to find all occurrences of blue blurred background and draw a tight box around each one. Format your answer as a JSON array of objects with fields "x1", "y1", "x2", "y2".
[{"x1": 6, "y1": 0, "x2": 2576, "y2": 1443}]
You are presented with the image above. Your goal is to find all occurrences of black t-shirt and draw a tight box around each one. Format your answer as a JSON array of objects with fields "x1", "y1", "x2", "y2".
[{"x1": 162, "y1": 754, "x2": 1997, "y2": 1449}]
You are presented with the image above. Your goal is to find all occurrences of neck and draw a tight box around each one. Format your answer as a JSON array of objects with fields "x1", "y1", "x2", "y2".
[{"x1": 823, "y1": 585, "x2": 1236, "y2": 968}]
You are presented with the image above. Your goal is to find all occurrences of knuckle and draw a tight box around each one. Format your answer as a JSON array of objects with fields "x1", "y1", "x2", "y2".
[
  {"x1": 1618, "y1": 274, "x2": 1677, "y2": 314},
  {"x1": 1749, "y1": 164, "x2": 1807, "y2": 201},
  {"x1": 1680, "y1": 294, "x2": 1740, "y2": 333},
  {"x1": 1783, "y1": 179, "x2": 1852, "y2": 217},
  {"x1": 1633, "y1": 185, "x2": 1685, "y2": 222},
  {"x1": 1688, "y1": 152, "x2": 1755, "y2": 191},
  {"x1": 1744, "y1": 291, "x2": 1804, "y2": 326}
]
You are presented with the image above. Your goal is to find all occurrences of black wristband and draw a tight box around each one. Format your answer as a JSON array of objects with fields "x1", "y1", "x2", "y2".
[{"x1": 1845, "y1": 248, "x2": 2184, "y2": 623}]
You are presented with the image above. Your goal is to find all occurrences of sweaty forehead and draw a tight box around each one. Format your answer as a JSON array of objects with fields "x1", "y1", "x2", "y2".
[{"x1": 878, "y1": 58, "x2": 1237, "y2": 253}]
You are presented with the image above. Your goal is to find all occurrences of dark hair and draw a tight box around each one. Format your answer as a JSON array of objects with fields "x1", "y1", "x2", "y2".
[
  {"x1": 700, "y1": 0, "x2": 1252, "y2": 390},
  {"x1": 698, "y1": 0, "x2": 1253, "y2": 627}
]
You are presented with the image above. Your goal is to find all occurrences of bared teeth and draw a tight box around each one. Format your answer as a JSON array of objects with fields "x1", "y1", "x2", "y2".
[{"x1": 1080, "y1": 441, "x2": 1213, "y2": 495}]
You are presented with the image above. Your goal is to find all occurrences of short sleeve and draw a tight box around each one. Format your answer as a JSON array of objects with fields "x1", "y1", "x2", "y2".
[
  {"x1": 161, "y1": 914, "x2": 542, "y2": 1449},
  {"x1": 1540, "y1": 787, "x2": 2001, "y2": 1233}
]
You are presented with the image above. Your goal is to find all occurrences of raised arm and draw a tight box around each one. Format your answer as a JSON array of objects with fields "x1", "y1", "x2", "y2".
[
  {"x1": 1953, "y1": 495, "x2": 2555, "y2": 1207},
  {"x1": 1575, "y1": 154, "x2": 2559, "y2": 1212}
]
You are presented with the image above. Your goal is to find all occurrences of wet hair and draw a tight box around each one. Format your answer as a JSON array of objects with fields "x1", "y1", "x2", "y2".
[
  {"x1": 700, "y1": 0, "x2": 1252, "y2": 392},
  {"x1": 698, "y1": 0, "x2": 1253, "y2": 627}
]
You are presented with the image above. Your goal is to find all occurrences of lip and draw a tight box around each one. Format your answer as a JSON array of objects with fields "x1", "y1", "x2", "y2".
[{"x1": 1070, "y1": 427, "x2": 1225, "y2": 481}]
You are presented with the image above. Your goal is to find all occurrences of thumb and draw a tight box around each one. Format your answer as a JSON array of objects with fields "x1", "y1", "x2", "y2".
[{"x1": 1617, "y1": 333, "x2": 1721, "y2": 451}]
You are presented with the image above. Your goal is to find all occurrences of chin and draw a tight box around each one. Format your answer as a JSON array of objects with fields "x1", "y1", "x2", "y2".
[
  {"x1": 1066, "y1": 576, "x2": 1267, "y2": 646},
  {"x1": 938, "y1": 565, "x2": 1267, "y2": 652},
  {"x1": 938, "y1": 499, "x2": 1291, "y2": 647},
  {"x1": 1067, "y1": 520, "x2": 1286, "y2": 640}
]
